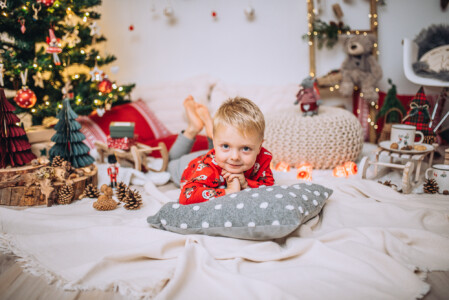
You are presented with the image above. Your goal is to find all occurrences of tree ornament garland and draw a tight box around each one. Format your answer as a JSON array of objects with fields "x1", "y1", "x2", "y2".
[
  {"x1": 49, "y1": 97, "x2": 95, "y2": 168},
  {"x1": 0, "y1": 88, "x2": 36, "y2": 168},
  {"x1": 423, "y1": 178, "x2": 439, "y2": 194}
]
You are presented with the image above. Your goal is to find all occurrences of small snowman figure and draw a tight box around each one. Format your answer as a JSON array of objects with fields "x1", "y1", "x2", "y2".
[{"x1": 294, "y1": 76, "x2": 321, "y2": 116}]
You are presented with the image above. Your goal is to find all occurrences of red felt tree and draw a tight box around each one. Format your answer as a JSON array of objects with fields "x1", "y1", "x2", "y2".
[{"x1": 0, "y1": 88, "x2": 36, "y2": 168}]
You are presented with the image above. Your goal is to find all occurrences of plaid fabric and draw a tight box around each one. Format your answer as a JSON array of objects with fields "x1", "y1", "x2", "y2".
[{"x1": 404, "y1": 87, "x2": 436, "y2": 143}]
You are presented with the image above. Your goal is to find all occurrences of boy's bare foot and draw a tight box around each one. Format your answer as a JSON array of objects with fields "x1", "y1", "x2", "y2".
[
  {"x1": 183, "y1": 95, "x2": 203, "y2": 140},
  {"x1": 196, "y1": 103, "x2": 213, "y2": 139}
]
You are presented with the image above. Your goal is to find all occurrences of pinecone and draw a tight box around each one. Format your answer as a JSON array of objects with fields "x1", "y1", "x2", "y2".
[
  {"x1": 52, "y1": 156, "x2": 65, "y2": 167},
  {"x1": 84, "y1": 183, "x2": 100, "y2": 198},
  {"x1": 423, "y1": 178, "x2": 439, "y2": 194},
  {"x1": 123, "y1": 189, "x2": 143, "y2": 210},
  {"x1": 116, "y1": 182, "x2": 129, "y2": 202},
  {"x1": 57, "y1": 184, "x2": 74, "y2": 204}
]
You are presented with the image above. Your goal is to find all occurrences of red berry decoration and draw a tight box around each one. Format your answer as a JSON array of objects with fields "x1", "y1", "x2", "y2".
[
  {"x1": 14, "y1": 87, "x2": 37, "y2": 109},
  {"x1": 129, "y1": 25, "x2": 134, "y2": 31},
  {"x1": 98, "y1": 77, "x2": 113, "y2": 94},
  {"x1": 212, "y1": 11, "x2": 217, "y2": 18}
]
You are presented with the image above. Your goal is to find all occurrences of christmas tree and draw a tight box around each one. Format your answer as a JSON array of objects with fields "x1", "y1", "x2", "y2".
[
  {"x1": 0, "y1": 88, "x2": 36, "y2": 168},
  {"x1": 0, "y1": 0, "x2": 134, "y2": 125},
  {"x1": 376, "y1": 79, "x2": 406, "y2": 123},
  {"x1": 49, "y1": 97, "x2": 94, "y2": 168}
]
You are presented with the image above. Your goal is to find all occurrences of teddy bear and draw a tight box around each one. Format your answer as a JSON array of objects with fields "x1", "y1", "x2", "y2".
[
  {"x1": 339, "y1": 34, "x2": 383, "y2": 102},
  {"x1": 294, "y1": 76, "x2": 322, "y2": 116}
]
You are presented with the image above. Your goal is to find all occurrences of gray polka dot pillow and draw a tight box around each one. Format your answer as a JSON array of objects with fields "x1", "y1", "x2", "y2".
[{"x1": 147, "y1": 183, "x2": 333, "y2": 240}]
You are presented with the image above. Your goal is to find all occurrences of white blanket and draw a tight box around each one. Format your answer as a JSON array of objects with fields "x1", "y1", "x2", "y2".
[{"x1": 1, "y1": 171, "x2": 449, "y2": 300}]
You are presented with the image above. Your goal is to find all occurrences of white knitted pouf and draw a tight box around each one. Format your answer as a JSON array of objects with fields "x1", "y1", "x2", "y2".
[{"x1": 264, "y1": 106, "x2": 363, "y2": 169}]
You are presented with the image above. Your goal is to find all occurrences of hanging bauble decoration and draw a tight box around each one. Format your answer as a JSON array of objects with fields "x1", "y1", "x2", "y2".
[
  {"x1": 46, "y1": 28, "x2": 62, "y2": 65},
  {"x1": 98, "y1": 76, "x2": 113, "y2": 94},
  {"x1": 14, "y1": 87, "x2": 37, "y2": 109},
  {"x1": 211, "y1": 11, "x2": 217, "y2": 18},
  {"x1": 32, "y1": 3, "x2": 42, "y2": 20},
  {"x1": 19, "y1": 18, "x2": 26, "y2": 34},
  {"x1": 37, "y1": 0, "x2": 55, "y2": 7},
  {"x1": 129, "y1": 25, "x2": 134, "y2": 31}
]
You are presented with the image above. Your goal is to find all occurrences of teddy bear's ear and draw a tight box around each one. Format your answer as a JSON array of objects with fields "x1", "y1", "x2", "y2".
[{"x1": 366, "y1": 34, "x2": 377, "y2": 45}]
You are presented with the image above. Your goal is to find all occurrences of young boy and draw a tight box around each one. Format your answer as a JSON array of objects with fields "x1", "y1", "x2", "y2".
[{"x1": 168, "y1": 96, "x2": 274, "y2": 205}]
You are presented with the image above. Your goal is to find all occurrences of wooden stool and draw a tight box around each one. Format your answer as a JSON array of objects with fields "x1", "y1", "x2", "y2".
[
  {"x1": 95, "y1": 141, "x2": 169, "y2": 172},
  {"x1": 360, "y1": 144, "x2": 436, "y2": 194}
]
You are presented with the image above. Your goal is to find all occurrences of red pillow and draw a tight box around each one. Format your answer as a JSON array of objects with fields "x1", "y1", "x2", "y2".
[
  {"x1": 78, "y1": 100, "x2": 210, "y2": 158},
  {"x1": 89, "y1": 100, "x2": 172, "y2": 143}
]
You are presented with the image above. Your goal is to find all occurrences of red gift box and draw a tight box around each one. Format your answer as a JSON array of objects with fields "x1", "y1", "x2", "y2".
[{"x1": 107, "y1": 136, "x2": 137, "y2": 150}]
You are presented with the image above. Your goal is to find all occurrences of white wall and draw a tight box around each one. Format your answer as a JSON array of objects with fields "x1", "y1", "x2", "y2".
[{"x1": 97, "y1": 0, "x2": 448, "y2": 95}]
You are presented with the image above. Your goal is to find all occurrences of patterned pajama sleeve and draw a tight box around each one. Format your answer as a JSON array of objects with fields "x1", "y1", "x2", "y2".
[{"x1": 179, "y1": 166, "x2": 226, "y2": 205}]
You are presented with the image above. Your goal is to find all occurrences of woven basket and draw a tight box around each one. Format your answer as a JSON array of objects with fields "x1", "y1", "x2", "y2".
[{"x1": 377, "y1": 108, "x2": 404, "y2": 143}]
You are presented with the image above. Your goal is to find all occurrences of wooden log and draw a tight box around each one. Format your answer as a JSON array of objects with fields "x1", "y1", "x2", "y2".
[{"x1": 0, "y1": 164, "x2": 98, "y2": 207}]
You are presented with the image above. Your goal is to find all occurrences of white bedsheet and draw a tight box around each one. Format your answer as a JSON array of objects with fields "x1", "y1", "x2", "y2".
[{"x1": 1, "y1": 170, "x2": 449, "y2": 300}]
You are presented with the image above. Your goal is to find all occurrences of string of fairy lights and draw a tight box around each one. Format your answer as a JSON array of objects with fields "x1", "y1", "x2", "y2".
[{"x1": 306, "y1": 0, "x2": 381, "y2": 131}]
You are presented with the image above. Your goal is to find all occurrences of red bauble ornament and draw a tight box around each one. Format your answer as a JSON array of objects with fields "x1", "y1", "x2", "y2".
[
  {"x1": 37, "y1": 0, "x2": 55, "y2": 6},
  {"x1": 98, "y1": 78, "x2": 113, "y2": 94},
  {"x1": 14, "y1": 87, "x2": 37, "y2": 109},
  {"x1": 129, "y1": 25, "x2": 134, "y2": 31},
  {"x1": 212, "y1": 11, "x2": 217, "y2": 18}
]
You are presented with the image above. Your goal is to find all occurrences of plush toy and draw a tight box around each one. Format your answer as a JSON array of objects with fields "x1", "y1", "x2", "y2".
[
  {"x1": 339, "y1": 34, "x2": 383, "y2": 102},
  {"x1": 294, "y1": 76, "x2": 321, "y2": 116}
]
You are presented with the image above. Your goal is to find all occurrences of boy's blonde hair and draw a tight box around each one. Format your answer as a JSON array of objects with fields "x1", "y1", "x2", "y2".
[{"x1": 213, "y1": 97, "x2": 265, "y2": 141}]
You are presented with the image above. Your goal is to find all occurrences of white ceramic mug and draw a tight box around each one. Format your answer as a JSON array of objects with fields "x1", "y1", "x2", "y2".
[
  {"x1": 425, "y1": 164, "x2": 449, "y2": 193},
  {"x1": 390, "y1": 124, "x2": 424, "y2": 147}
]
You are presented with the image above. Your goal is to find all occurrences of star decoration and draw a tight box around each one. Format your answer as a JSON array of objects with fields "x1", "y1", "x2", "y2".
[
  {"x1": 32, "y1": 71, "x2": 44, "y2": 88},
  {"x1": 63, "y1": 28, "x2": 81, "y2": 48},
  {"x1": 40, "y1": 148, "x2": 47, "y2": 157},
  {"x1": 89, "y1": 65, "x2": 104, "y2": 82},
  {"x1": 0, "y1": 0, "x2": 7, "y2": 9},
  {"x1": 88, "y1": 22, "x2": 100, "y2": 36}
]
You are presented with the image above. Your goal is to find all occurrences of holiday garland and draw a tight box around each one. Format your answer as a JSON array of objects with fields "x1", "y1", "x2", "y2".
[{"x1": 303, "y1": 19, "x2": 351, "y2": 49}]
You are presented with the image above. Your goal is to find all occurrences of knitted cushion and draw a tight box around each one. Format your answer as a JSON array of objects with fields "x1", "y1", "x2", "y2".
[{"x1": 264, "y1": 106, "x2": 363, "y2": 169}]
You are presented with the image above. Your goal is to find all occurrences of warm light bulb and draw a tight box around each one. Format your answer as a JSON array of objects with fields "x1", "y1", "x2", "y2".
[
  {"x1": 96, "y1": 55, "x2": 101, "y2": 60},
  {"x1": 112, "y1": 84, "x2": 117, "y2": 89},
  {"x1": 118, "y1": 87, "x2": 123, "y2": 91},
  {"x1": 81, "y1": 50, "x2": 85, "y2": 54},
  {"x1": 58, "y1": 104, "x2": 62, "y2": 108},
  {"x1": 45, "y1": 101, "x2": 50, "y2": 105}
]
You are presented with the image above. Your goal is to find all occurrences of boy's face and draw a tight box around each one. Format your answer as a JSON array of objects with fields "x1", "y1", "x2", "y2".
[{"x1": 213, "y1": 125, "x2": 263, "y2": 174}]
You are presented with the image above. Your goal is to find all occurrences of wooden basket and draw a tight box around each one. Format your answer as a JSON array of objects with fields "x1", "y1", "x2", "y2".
[{"x1": 378, "y1": 108, "x2": 404, "y2": 143}]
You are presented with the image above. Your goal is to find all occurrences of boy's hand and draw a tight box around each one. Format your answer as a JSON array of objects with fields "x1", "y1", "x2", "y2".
[
  {"x1": 224, "y1": 176, "x2": 241, "y2": 195},
  {"x1": 222, "y1": 170, "x2": 248, "y2": 190}
]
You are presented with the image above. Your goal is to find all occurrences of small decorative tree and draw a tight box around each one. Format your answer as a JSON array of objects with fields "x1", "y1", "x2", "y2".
[
  {"x1": 49, "y1": 98, "x2": 94, "y2": 168},
  {"x1": 376, "y1": 79, "x2": 406, "y2": 123},
  {"x1": 0, "y1": 88, "x2": 36, "y2": 168}
]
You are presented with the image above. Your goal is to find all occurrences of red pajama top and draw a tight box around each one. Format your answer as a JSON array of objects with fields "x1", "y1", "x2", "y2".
[{"x1": 179, "y1": 147, "x2": 275, "y2": 205}]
